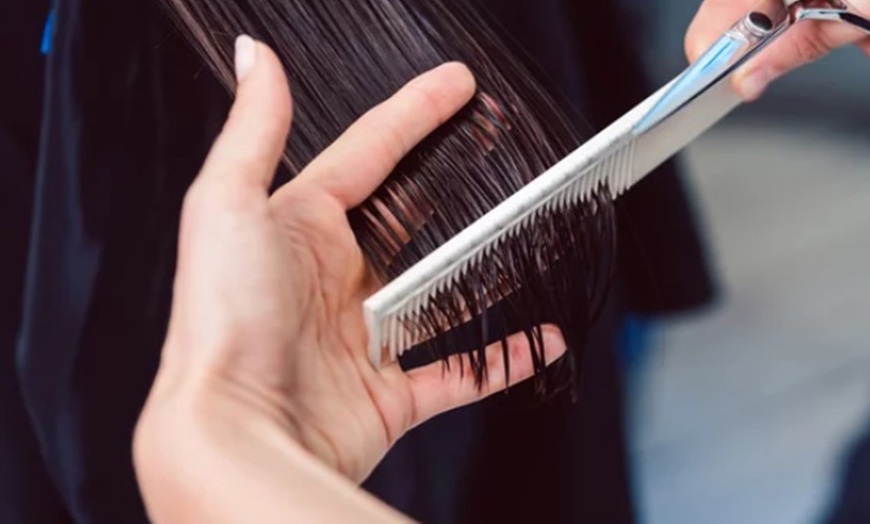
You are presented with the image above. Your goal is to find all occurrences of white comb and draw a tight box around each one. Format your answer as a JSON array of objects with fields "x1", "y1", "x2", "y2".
[{"x1": 363, "y1": 0, "x2": 870, "y2": 366}]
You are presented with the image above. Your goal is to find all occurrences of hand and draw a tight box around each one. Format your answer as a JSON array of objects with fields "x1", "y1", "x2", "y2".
[
  {"x1": 685, "y1": 0, "x2": 870, "y2": 100},
  {"x1": 133, "y1": 37, "x2": 567, "y2": 523}
]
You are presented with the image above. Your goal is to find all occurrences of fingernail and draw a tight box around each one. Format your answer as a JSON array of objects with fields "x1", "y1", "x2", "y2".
[
  {"x1": 739, "y1": 68, "x2": 773, "y2": 101},
  {"x1": 234, "y1": 35, "x2": 257, "y2": 82}
]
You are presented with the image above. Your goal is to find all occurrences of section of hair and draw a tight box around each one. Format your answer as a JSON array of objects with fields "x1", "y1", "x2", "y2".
[{"x1": 165, "y1": 0, "x2": 616, "y2": 392}]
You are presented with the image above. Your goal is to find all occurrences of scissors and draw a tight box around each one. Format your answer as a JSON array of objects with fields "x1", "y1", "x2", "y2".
[{"x1": 635, "y1": 0, "x2": 870, "y2": 135}]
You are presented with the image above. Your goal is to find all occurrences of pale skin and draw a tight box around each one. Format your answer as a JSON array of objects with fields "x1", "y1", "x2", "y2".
[
  {"x1": 132, "y1": 36, "x2": 567, "y2": 523},
  {"x1": 686, "y1": 0, "x2": 870, "y2": 100},
  {"x1": 135, "y1": 3, "x2": 870, "y2": 519}
]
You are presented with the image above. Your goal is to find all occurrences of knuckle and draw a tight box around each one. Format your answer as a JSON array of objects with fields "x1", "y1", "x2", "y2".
[
  {"x1": 368, "y1": 119, "x2": 412, "y2": 165},
  {"x1": 505, "y1": 335, "x2": 533, "y2": 377},
  {"x1": 792, "y1": 33, "x2": 831, "y2": 64},
  {"x1": 181, "y1": 178, "x2": 254, "y2": 221},
  {"x1": 405, "y1": 82, "x2": 448, "y2": 124}
]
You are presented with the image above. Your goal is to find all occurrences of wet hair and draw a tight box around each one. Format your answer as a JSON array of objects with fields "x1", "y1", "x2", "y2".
[{"x1": 166, "y1": 0, "x2": 616, "y2": 393}]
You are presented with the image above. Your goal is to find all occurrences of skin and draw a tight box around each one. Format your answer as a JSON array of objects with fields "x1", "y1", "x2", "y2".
[
  {"x1": 132, "y1": 38, "x2": 567, "y2": 523},
  {"x1": 685, "y1": 0, "x2": 870, "y2": 100},
  {"x1": 133, "y1": 4, "x2": 870, "y2": 518}
]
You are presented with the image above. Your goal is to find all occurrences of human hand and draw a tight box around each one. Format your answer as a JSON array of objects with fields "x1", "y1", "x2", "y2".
[
  {"x1": 685, "y1": 0, "x2": 870, "y2": 100},
  {"x1": 133, "y1": 36, "x2": 566, "y2": 522}
]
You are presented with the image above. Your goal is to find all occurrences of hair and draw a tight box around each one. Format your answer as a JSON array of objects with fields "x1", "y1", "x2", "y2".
[{"x1": 166, "y1": 0, "x2": 616, "y2": 394}]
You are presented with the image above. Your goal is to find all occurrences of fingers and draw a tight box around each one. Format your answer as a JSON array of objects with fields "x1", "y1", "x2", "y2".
[
  {"x1": 293, "y1": 62, "x2": 476, "y2": 210},
  {"x1": 405, "y1": 325, "x2": 567, "y2": 425},
  {"x1": 685, "y1": 0, "x2": 870, "y2": 100},
  {"x1": 198, "y1": 36, "x2": 293, "y2": 192}
]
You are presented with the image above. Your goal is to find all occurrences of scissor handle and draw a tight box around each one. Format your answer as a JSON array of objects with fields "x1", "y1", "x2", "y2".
[
  {"x1": 634, "y1": 0, "x2": 793, "y2": 134},
  {"x1": 634, "y1": 0, "x2": 870, "y2": 135},
  {"x1": 797, "y1": 7, "x2": 870, "y2": 33}
]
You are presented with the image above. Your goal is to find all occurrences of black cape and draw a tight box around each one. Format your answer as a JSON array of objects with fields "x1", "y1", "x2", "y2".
[{"x1": 3, "y1": 0, "x2": 717, "y2": 522}]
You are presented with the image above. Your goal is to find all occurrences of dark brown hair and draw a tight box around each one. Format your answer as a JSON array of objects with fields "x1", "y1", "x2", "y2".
[{"x1": 166, "y1": 0, "x2": 615, "y2": 392}]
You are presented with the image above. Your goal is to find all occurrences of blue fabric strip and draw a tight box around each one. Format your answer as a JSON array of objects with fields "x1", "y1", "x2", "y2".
[
  {"x1": 41, "y1": 10, "x2": 56, "y2": 55},
  {"x1": 618, "y1": 314, "x2": 654, "y2": 370}
]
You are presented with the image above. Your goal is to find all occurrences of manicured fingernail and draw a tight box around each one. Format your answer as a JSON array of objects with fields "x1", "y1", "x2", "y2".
[
  {"x1": 739, "y1": 67, "x2": 773, "y2": 101},
  {"x1": 234, "y1": 35, "x2": 257, "y2": 82}
]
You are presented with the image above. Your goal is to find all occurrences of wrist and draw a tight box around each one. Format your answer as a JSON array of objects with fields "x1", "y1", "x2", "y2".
[
  {"x1": 134, "y1": 375, "x2": 410, "y2": 523},
  {"x1": 135, "y1": 357, "x2": 342, "y2": 479}
]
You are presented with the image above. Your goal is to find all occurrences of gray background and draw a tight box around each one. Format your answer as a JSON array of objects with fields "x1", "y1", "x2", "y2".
[{"x1": 620, "y1": 2, "x2": 870, "y2": 523}]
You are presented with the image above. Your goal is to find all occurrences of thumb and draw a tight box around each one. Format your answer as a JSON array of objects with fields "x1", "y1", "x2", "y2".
[{"x1": 199, "y1": 35, "x2": 293, "y2": 191}]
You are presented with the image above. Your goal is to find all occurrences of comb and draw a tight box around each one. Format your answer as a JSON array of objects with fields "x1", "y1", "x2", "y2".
[{"x1": 364, "y1": 0, "x2": 870, "y2": 366}]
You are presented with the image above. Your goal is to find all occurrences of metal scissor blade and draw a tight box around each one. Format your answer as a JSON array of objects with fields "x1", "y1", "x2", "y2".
[
  {"x1": 634, "y1": 0, "x2": 793, "y2": 135},
  {"x1": 632, "y1": 36, "x2": 747, "y2": 135},
  {"x1": 632, "y1": 81, "x2": 741, "y2": 186},
  {"x1": 635, "y1": 0, "x2": 870, "y2": 137}
]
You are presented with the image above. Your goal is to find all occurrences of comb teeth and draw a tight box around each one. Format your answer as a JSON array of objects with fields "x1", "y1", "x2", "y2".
[
  {"x1": 365, "y1": 136, "x2": 636, "y2": 366},
  {"x1": 364, "y1": 69, "x2": 744, "y2": 367}
]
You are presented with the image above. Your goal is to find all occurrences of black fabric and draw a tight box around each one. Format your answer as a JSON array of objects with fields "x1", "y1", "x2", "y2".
[
  {"x1": 563, "y1": 0, "x2": 718, "y2": 314},
  {"x1": 825, "y1": 425, "x2": 870, "y2": 524},
  {"x1": 0, "y1": 3, "x2": 73, "y2": 523},
  {"x1": 458, "y1": 290, "x2": 635, "y2": 523},
  {"x1": 14, "y1": 1, "x2": 227, "y2": 521},
  {"x1": 0, "y1": 3, "x2": 46, "y2": 383},
  {"x1": 11, "y1": 0, "x2": 716, "y2": 522}
]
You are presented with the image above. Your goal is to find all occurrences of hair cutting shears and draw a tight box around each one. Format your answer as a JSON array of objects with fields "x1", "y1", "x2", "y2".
[{"x1": 635, "y1": 0, "x2": 870, "y2": 135}]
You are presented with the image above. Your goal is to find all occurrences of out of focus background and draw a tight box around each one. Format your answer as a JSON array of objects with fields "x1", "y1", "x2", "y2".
[
  {"x1": 625, "y1": 1, "x2": 870, "y2": 523},
  {"x1": 2, "y1": 2, "x2": 867, "y2": 523}
]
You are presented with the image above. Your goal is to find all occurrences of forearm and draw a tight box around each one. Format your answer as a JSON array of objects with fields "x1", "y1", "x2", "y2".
[{"x1": 134, "y1": 378, "x2": 413, "y2": 523}]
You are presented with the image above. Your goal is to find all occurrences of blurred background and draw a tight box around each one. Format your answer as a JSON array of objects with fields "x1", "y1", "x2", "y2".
[
  {"x1": 2, "y1": 2, "x2": 868, "y2": 523},
  {"x1": 624, "y1": 1, "x2": 870, "y2": 523}
]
